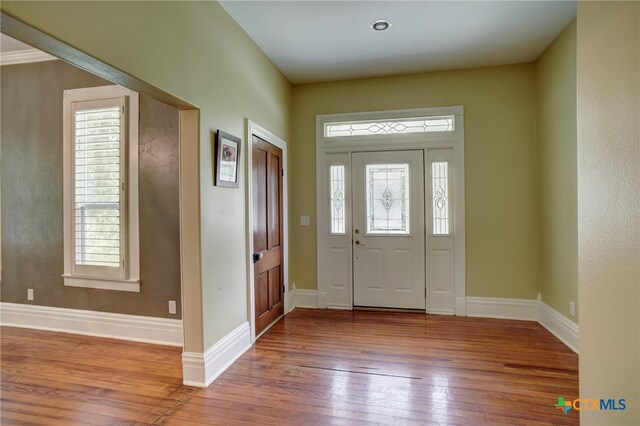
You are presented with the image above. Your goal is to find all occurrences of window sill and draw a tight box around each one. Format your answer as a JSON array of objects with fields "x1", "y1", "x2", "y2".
[{"x1": 63, "y1": 275, "x2": 140, "y2": 292}]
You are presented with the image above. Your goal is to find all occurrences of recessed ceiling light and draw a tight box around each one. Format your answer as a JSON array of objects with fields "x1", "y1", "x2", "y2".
[{"x1": 370, "y1": 20, "x2": 391, "y2": 32}]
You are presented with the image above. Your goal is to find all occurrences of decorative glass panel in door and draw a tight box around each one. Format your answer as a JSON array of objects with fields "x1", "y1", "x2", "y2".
[
  {"x1": 365, "y1": 164, "x2": 410, "y2": 234},
  {"x1": 330, "y1": 165, "x2": 346, "y2": 234}
]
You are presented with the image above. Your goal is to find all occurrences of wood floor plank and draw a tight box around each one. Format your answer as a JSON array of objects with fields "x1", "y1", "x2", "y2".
[{"x1": 1, "y1": 309, "x2": 579, "y2": 425}]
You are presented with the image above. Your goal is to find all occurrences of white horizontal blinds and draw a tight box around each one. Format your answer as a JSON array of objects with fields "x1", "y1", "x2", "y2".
[
  {"x1": 73, "y1": 98, "x2": 125, "y2": 269},
  {"x1": 325, "y1": 116, "x2": 454, "y2": 137},
  {"x1": 330, "y1": 165, "x2": 346, "y2": 234},
  {"x1": 432, "y1": 161, "x2": 450, "y2": 235}
]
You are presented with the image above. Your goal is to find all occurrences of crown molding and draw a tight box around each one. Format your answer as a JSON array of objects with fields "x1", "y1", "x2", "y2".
[{"x1": 1, "y1": 48, "x2": 58, "y2": 66}]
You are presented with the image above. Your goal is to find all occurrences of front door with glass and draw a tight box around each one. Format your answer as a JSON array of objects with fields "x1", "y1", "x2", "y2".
[{"x1": 352, "y1": 150, "x2": 426, "y2": 309}]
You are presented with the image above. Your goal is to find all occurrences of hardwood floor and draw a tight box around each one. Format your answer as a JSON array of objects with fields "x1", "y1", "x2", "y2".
[
  {"x1": 1, "y1": 309, "x2": 579, "y2": 425},
  {"x1": 0, "y1": 327, "x2": 188, "y2": 425}
]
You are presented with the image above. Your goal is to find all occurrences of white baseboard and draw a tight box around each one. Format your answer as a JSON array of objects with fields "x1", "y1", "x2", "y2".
[
  {"x1": 466, "y1": 297, "x2": 540, "y2": 321},
  {"x1": 291, "y1": 291, "x2": 579, "y2": 354},
  {"x1": 0, "y1": 302, "x2": 183, "y2": 346},
  {"x1": 465, "y1": 297, "x2": 579, "y2": 354},
  {"x1": 539, "y1": 301, "x2": 578, "y2": 353},
  {"x1": 287, "y1": 288, "x2": 297, "y2": 312},
  {"x1": 182, "y1": 321, "x2": 251, "y2": 387},
  {"x1": 295, "y1": 289, "x2": 319, "y2": 308}
]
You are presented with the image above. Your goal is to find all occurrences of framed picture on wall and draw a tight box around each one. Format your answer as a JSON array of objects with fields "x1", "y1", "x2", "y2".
[{"x1": 215, "y1": 130, "x2": 241, "y2": 188}]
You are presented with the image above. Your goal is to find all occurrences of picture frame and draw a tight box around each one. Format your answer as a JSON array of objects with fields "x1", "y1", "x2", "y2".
[{"x1": 215, "y1": 130, "x2": 241, "y2": 188}]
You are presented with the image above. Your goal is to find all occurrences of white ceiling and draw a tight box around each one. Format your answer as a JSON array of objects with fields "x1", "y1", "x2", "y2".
[{"x1": 220, "y1": 1, "x2": 576, "y2": 84}]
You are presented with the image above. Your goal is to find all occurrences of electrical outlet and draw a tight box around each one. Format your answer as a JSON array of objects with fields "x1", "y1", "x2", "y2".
[
  {"x1": 27, "y1": 288, "x2": 34, "y2": 301},
  {"x1": 569, "y1": 301, "x2": 575, "y2": 317},
  {"x1": 300, "y1": 216, "x2": 310, "y2": 226},
  {"x1": 168, "y1": 300, "x2": 177, "y2": 315}
]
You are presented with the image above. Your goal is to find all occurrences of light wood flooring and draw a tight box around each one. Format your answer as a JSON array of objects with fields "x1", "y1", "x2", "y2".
[{"x1": 1, "y1": 309, "x2": 579, "y2": 425}]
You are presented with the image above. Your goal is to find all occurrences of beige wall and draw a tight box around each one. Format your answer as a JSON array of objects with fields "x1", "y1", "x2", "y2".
[
  {"x1": 577, "y1": 2, "x2": 640, "y2": 424},
  {"x1": 1, "y1": 1, "x2": 292, "y2": 351},
  {"x1": 535, "y1": 20, "x2": 578, "y2": 321},
  {"x1": 291, "y1": 64, "x2": 540, "y2": 299}
]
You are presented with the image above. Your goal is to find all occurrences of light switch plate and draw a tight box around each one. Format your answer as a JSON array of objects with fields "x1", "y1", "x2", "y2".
[
  {"x1": 300, "y1": 216, "x2": 310, "y2": 226},
  {"x1": 569, "y1": 301, "x2": 575, "y2": 317},
  {"x1": 169, "y1": 300, "x2": 177, "y2": 315}
]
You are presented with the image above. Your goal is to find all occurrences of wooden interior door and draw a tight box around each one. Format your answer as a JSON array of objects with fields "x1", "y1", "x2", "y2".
[{"x1": 252, "y1": 135, "x2": 284, "y2": 335}]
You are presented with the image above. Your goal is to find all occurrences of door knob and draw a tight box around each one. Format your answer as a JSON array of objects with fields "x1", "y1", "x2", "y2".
[
  {"x1": 252, "y1": 252, "x2": 264, "y2": 263},
  {"x1": 355, "y1": 240, "x2": 365, "y2": 246}
]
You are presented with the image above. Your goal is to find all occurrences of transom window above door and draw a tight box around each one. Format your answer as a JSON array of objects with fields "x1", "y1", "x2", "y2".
[{"x1": 324, "y1": 116, "x2": 454, "y2": 138}]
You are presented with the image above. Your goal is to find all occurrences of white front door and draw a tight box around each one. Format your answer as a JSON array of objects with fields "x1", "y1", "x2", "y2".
[{"x1": 352, "y1": 150, "x2": 426, "y2": 309}]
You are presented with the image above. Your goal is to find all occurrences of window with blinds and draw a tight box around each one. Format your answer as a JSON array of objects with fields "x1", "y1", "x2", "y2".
[
  {"x1": 63, "y1": 85, "x2": 140, "y2": 292},
  {"x1": 73, "y1": 104, "x2": 123, "y2": 268}
]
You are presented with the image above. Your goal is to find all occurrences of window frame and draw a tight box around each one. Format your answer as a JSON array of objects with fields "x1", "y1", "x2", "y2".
[{"x1": 62, "y1": 85, "x2": 140, "y2": 292}]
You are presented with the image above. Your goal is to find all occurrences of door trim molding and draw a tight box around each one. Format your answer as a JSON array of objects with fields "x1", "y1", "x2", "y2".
[
  {"x1": 294, "y1": 289, "x2": 321, "y2": 309},
  {"x1": 245, "y1": 120, "x2": 289, "y2": 344},
  {"x1": 316, "y1": 106, "x2": 466, "y2": 315}
]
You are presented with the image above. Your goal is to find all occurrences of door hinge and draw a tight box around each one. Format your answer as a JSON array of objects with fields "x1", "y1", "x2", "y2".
[
  {"x1": 282, "y1": 169, "x2": 284, "y2": 177},
  {"x1": 121, "y1": 182, "x2": 125, "y2": 191},
  {"x1": 121, "y1": 259, "x2": 125, "y2": 267}
]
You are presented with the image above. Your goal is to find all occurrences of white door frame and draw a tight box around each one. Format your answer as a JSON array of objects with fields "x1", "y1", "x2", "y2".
[
  {"x1": 315, "y1": 106, "x2": 466, "y2": 315},
  {"x1": 246, "y1": 120, "x2": 290, "y2": 343}
]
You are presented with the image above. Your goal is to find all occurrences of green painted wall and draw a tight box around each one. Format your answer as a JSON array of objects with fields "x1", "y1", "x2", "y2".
[
  {"x1": 1, "y1": 2, "x2": 584, "y2": 352},
  {"x1": 535, "y1": 20, "x2": 578, "y2": 321},
  {"x1": 577, "y1": 2, "x2": 639, "y2": 424},
  {"x1": 290, "y1": 64, "x2": 540, "y2": 299},
  {"x1": 1, "y1": 1, "x2": 292, "y2": 350}
]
